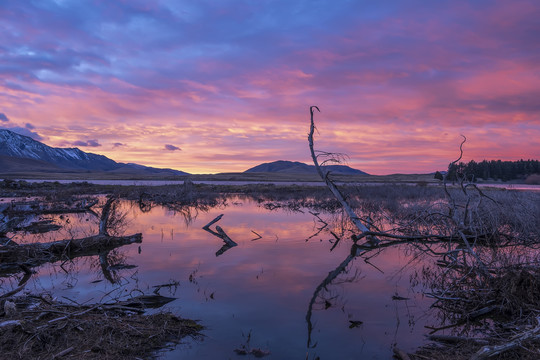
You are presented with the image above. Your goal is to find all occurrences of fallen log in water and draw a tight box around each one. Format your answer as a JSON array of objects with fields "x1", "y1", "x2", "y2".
[
  {"x1": 202, "y1": 214, "x2": 238, "y2": 256},
  {"x1": 0, "y1": 233, "x2": 142, "y2": 274},
  {"x1": 0, "y1": 196, "x2": 140, "y2": 277}
]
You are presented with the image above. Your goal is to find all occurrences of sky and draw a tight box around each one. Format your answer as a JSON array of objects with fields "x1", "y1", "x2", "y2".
[{"x1": 0, "y1": 0, "x2": 539, "y2": 174}]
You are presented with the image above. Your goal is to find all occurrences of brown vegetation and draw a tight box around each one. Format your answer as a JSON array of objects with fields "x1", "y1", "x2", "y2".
[
  {"x1": 0, "y1": 195, "x2": 202, "y2": 359},
  {"x1": 0, "y1": 296, "x2": 202, "y2": 360}
]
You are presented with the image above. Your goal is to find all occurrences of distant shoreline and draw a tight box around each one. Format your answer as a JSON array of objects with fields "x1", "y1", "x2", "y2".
[
  {"x1": 2, "y1": 176, "x2": 539, "y2": 191},
  {"x1": 0, "y1": 171, "x2": 536, "y2": 184}
]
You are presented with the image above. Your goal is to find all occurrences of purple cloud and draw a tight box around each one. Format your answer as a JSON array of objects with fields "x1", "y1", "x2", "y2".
[
  {"x1": 1, "y1": 126, "x2": 43, "y2": 141},
  {"x1": 0, "y1": 0, "x2": 538, "y2": 174},
  {"x1": 164, "y1": 144, "x2": 181, "y2": 151},
  {"x1": 73, "y1": 139, "x2": 101, "y2": 147}
]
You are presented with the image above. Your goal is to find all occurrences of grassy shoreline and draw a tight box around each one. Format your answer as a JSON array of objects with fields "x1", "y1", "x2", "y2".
[{"x1": 1, "y1": 171, "x2": 535, "y2": 185}]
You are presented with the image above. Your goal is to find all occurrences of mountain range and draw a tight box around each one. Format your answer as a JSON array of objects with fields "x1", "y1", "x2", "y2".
[
  {"x1": 244, "y1": 160, "x2": 368, "y2": 175},
  {"x1": 0, "y1": 129, "x2": 368, "y2": 177},
  {"x1": 0, "y1": 129, "x2": 187, "y2": 175}
]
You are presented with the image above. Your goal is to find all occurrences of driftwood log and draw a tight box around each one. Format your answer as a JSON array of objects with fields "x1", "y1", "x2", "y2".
[
  {"x1": 202, "y1": 214, "x2": 238, "y2": 256},
  {"x1": 0, "y1": 233, "x2": 142, "y2": 274},
  {"x1": 0, "y1": 196, "x2": 141, "y2": 275}
]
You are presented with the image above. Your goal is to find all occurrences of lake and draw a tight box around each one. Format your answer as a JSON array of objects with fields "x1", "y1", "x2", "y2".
[{"x1": 5, "y1": 196, "x2": 441, "y2": 359}]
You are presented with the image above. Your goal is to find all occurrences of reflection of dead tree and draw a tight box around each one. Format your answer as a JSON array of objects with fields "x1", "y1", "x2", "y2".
[
  {"x1": 99, "y1": 195, "x2": 128, "y2": 236},
  {"x1": 306, "y1": 241, "x2": 361, "y2": 347},
  {"x1": 250, "y1": 230, "x2": 262, "y2": 241},
  {"x1": 305, "y1": 236, "x2": 438, "y2": 348},
  {"x1": 98, "y1": 251, "x2": 117, "y2": 284},
  {"x1": 202, "y1": 214, "x2": 238, "y2": 256},
  {"x1": 306, "y1": 211, "x2": 328, "y2": 241},
  {"x1": 138, "y1": 192, "x2": 154, "y2": 213},
  {"x1": 97, "y1": 250, "x2": 137, "y2": 284}
]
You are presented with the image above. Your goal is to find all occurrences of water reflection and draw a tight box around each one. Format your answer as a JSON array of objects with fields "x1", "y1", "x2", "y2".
[{"x1": 1, "y1": 197, "x2": 435, "y2": 359}]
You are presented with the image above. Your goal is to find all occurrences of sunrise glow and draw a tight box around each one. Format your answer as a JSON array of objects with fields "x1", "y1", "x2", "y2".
[{"x1": 1, "y1": 1, "x2": 539, "y2": 174}]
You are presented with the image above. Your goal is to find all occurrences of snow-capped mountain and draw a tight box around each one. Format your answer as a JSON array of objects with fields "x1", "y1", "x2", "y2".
[
  {"x1": 0, "y1": 129, "x2": 119, "y2": 170},
  {"x1": 0, "y1": 129, "x2": 187, "y2": 175}
]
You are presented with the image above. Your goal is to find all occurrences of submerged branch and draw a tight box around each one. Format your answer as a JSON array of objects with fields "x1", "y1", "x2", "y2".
[{"x1": 202, "y1": 214, "x2": 238, "y2": 256}]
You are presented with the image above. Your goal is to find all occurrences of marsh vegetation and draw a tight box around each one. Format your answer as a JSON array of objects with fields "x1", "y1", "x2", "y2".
[{"x1": 1, "y1": 177, "x2": 539, "y2": 359}]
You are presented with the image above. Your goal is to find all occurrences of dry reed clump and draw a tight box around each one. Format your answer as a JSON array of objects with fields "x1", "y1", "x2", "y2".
[
  {"x1": 496, "y1": 268, "x2": 540, "y2": 315},
  {"x1": 417, "y1": 251, "x2": 540, "y2": 359},
  {"x1": 0, "y1": 296, "x2": 202, "y2": 360},
  {"x1": 353, "y1": 186, "x2": 540, "y2": 245},
  {"x1": 425, "y1": 265, "x2": 540, "y2": 322}
]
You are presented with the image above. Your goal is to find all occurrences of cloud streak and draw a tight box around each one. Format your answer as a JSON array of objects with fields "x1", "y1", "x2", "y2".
[
  {"x1": 1, "y1": 126, "x2": 43, "y2": 141},
  {"x1": 73, "y1": 139, "x2": 101, "y2": 147},
  {"x1": 0, "y1": 0, "x2": 538, "y2": 174},
  {"x1": 164, "y1": 144, "x2": 181, "y2": 151}
]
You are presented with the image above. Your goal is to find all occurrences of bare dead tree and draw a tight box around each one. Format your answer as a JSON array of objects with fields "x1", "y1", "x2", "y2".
[
  {"x1": 305, "y1": 107, "x2": 513, "y2": 350},
  {"x1": 308, "y1": 106, "x2": 376, "y2": 244}
]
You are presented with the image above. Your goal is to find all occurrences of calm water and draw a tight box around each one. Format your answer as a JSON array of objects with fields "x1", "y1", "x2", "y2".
[{"x1": 9, "y1": 198, "x2": 438, "y2": 359}]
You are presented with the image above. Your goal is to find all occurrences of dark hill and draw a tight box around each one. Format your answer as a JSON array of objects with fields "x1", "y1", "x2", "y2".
[{"x1": 244, "y1": 160, "x2": 368, "y2": 175}]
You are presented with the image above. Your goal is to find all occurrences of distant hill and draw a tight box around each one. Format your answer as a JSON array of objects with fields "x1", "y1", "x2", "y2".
[
  {"x1": 0, "y1": 129, "x2": 188, "y2": 176},
  {"x1": 244, "y1": 160, "x2": 368, "y2": 175}
]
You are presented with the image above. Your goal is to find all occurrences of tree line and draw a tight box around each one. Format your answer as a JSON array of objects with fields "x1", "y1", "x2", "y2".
[{"x1": 444, "y1": 159, "x2": 540, "y2": 182}]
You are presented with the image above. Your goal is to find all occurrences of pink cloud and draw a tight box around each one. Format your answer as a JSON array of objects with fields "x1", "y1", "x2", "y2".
[{"x1": 0, "y1": 0, "x2": 538, "y2": 175}]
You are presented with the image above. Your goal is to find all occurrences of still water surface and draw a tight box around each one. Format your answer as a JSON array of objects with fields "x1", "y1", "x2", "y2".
[{"x1": 14, "y1": 198, "x2": 437, "y2": 359}]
